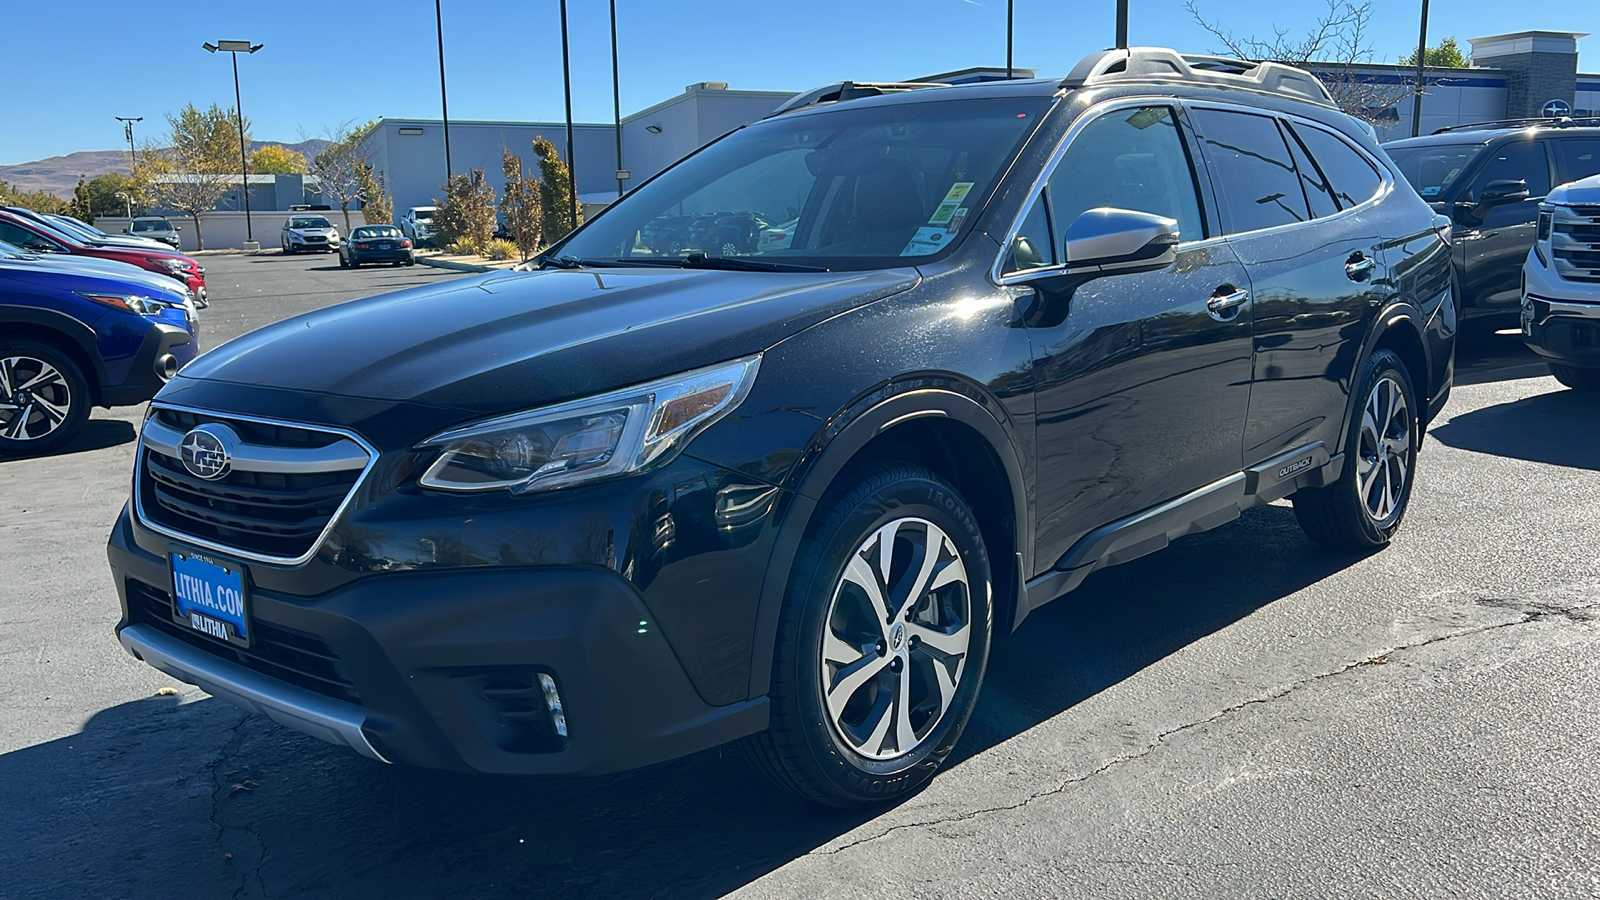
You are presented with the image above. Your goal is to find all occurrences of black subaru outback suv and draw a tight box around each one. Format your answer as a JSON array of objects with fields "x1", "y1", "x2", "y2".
[
  {"x1": 1384, "y1": 119, "x2": 1600, "y2": 320},
  {"x1": 109, "y1": 48, "x2": 1455, "y2": 806}
]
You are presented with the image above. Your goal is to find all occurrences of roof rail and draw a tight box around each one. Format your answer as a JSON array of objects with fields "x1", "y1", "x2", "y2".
[
  {"x1": 1062, "y1": 47, "x2": 1335, "y2": 107},
  {"x1": 770, "y1": 81, "x2": 951, "y2": 117},
  {"x1": 1432, "y1": 115, "x2": 1600, "y2": 134}
]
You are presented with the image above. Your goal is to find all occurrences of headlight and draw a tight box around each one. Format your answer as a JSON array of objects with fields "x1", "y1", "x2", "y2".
[
  {"x1": 77, "y1": 291, "x2": 169, "y2": 316},
  {"x1": 148, "y1": 257, "x2": 188, "y2": 274},
  {"x1": 417, "y1": 355, "x2": 761, "y2": 494}
]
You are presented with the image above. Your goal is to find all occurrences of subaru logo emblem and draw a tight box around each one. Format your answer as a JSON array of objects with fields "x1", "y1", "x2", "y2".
[{"x1": 179, "y1": 424, "x2": 237, "y2": 480}]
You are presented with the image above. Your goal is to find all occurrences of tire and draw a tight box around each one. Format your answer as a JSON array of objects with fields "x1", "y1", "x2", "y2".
[
  {"x1": 742, "y1": 463, "x2": 993, "y2": 806},
  {"x1": 1293, "y1": 349, "x2": 1418, "y2": 549},
  {"x1": 0, "y1": 339, "x2": 91, "y2": 454},
  {"x1": 1550, "y1": 364, "x2": 1600, "y2": 392},
  {"x1": 405, "y1": 258, "x2": 415, "y2": 267},
  {"x1": 338, "y1": 253, "x2": 349, "y2": 268}
]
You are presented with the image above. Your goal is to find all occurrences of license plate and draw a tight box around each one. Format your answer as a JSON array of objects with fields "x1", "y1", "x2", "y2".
[
  {"x1": 378, "y1": 242, "x2": 392, "y2": 250},
  {"x1": 171, "y1": 552, "x2": 249, "y2": 647}
]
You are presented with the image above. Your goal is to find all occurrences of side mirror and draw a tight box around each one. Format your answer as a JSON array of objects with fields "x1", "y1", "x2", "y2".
[
  {"x1": 121, "y1": 227, "x2": 130, "y2": 233},
  {"x1": 1478, "y1": 179, "x2": 1530, "y2": 204},
  {"x1": 1063, "y1": 208, "x2": 1180, "y2": 268},
  {"x1": 174, "y1": 225, "x2": 182, "y2": 231}
]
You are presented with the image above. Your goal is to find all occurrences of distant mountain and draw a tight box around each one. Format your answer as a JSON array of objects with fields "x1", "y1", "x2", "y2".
[{"x1": 0, "y1": 139, "x2": 334, "y2": 199}]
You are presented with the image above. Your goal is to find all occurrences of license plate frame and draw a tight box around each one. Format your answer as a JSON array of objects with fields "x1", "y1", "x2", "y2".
[{"x1": 170, "y1": 552, "x2": 250, "y2": 648}]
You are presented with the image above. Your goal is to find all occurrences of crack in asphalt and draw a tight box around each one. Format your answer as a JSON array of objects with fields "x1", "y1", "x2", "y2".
[
  {"x1": 205, "y1": 711, "x2": 268, "y2": 900},
  {"x1": 813, "y1": 597, "x2": 1597, "y2": 857}
]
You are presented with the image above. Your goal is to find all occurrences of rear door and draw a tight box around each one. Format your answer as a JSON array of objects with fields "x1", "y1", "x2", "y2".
[{"x1": 1188, "y1": 106, "x2": 1387, "y2": 465}]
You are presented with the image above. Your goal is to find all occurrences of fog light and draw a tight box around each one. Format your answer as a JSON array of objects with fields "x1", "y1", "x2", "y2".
[{"x1": 537, "y1": 672, "x2": 567, "y2": 737}]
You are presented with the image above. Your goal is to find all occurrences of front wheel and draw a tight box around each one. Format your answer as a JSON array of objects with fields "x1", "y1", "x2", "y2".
[
  {"x1": 338, "y1": 252, "x2": 349, "y2": 268},
  {"x1": 1550, "y1": 364, "x2": 1600, "y2": 392},
  {"x1": 0, "y1": 340, "x2": 91, "y2": 454},
  {"x1": 742, "y1": 463, "x2": 992, "y2": 806},
  {"x1": 1293, "y1": 349, "x2": 1418, "y2": 549}
]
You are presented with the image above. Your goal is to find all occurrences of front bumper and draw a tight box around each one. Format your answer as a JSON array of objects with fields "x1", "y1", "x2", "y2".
[
  {"x1": 100, "y1": 323, "x2": 195, "y2": 406},
  {"x1": 1522, "y1": 254, "x2": 1600, "y2": 368}
]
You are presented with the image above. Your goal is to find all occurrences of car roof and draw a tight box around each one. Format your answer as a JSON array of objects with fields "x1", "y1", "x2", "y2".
[{"x1": 1385, "y1": 124, "x2": 1600, "y2": 149}]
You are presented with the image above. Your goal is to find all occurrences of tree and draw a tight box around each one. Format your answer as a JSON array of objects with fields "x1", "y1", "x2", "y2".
[
  {"x1": 1183, "y1": 0, "x2": 1413, "y2": 125},
  {"x1": 1401, "y1": 37, "x2": 1469, "y2": 69},
  {"x1": 83, "y1": 173, "x2": 141, "y2": 218},
  {"x1": 356, "y1": 162, "x2": 392, "y2": 225},
  {"x1": 132, "y1": 104, "x2": 246, "y2": 251},
  {"x1": 0, "y1": 180, "x2": 65, "y2": 214},
  {"x1": 434, "y1": 168, "x2": 496, "y2": 252},
  {"x1": 309, "y1": 121, "x2": 377, "y2": 231},
  {"x1": 533, "y1": 137, "x2": 580, "y2": 245},
  {"x1": 500, "y1": 148, "x2": 541, "y2": 260},
  {"x1": 250, "y1": 144, "x2": 307, "y2": 174}
]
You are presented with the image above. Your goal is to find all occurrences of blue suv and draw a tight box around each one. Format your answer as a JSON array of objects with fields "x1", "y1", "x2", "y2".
[{"x1": 0, "y1": 263, "x2": 197, "y2": 453}]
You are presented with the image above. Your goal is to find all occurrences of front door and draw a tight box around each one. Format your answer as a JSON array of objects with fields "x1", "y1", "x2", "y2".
[
  {"x1": 1000, "y1": 103, "x2": 1254, "y2": 570},
  {"x1": 1459, "y1": 138, "x2": 1552, "y2": 312}
]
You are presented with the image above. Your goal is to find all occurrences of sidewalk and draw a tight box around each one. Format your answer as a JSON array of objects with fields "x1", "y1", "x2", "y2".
[{"x1": 414, "y1": 251, "x2": 526, "y2": 274}]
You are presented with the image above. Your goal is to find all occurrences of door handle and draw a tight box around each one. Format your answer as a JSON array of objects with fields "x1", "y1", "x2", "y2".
[
  {"x1": 1207, "y1": 286, "x2": 1249, "y2": 314},
  {"x1": 1345, "y1": 254, "x2": 1377, "y2": 280}
]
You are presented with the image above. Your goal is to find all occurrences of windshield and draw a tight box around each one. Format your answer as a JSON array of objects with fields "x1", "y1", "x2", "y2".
[
  {"x1": 412, "y1": 209, "x2": 435, "y2": 220},
  {"x1": 354, "y1": 226, "x2": 402, "y2": 238},
  {"x1": 1386, "y1": 143, "x2": 1484, "y2": 200},
  {"x1": 41, "y1": 216, "x2": 97, "y2": 240},
  {"x1": 555, "y1": 97, "x2": 1050, "y2": 269},
  {"x1": 132, "y1": 220, "x2": 169, "y2": 232},
  {"x1": 288, "y1": 216, "x2": 333, "y2": 229}
]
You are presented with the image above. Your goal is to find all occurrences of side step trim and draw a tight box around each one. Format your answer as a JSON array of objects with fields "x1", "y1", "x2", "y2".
[{"x1": 118, "y1": 624, "x2": 389, "y2": 763}]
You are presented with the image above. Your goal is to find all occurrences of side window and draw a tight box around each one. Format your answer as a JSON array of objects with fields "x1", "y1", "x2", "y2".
[
  {"x1": 1005, "y1": 194, "x2": 1055, "y2": 272},
  {"x1": 1281, "y1": 124, "x2": 1340, "y2": 218},
  {"x1": 1293, "y1": 124, "x2": 1383, "y2": 209},
  {"x1": 1469, "y1": 140, "x2": 1551, "y2": 200},
  {"x1": 1552, "y1": 139, "x2": 1600, "y2": 183},
  {"x1": 0, "y1": 220, "x2": 49, "y2": 248},
  {"x1": 1044, "y1": 105, "x2": 1206, "y2": 246},
  {"x1": 1191, "y1": 108, "x2": 1309, "y2": 233}
]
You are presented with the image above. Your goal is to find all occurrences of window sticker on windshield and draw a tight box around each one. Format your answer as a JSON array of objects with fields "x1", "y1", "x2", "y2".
[
  {"x1": 941, "y1": 182, "x2": 975, "y2": 205},
  {"x1": 901, "y1": 226, "x2": 951, "y2": 256},
  {"x1": 929, "y1": 201, "x2": 962, "y2": 225},
  {"x1": 946, "y1": 207, "x2": 970, "y2": 233},
  {"x1": 1420, "y1": 186, "x2": 1441, "y2": 197}
]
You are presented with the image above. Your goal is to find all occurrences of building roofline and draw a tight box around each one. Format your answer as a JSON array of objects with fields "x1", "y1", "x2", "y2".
[
  {"x1": 372, "y1": 116, "x2": 615, "y2": 129},
  {"x1": 621, "y1": 88, "x2": 796, "y2": 124}
]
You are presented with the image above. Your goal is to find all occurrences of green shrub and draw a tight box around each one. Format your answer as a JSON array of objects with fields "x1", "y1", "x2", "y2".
[
  {"x1": 447, "y1": 237, "x2": 483, "y2": 256},
  {"x1": 483, "y1": 239, "x2": 518, "y2": 261}
]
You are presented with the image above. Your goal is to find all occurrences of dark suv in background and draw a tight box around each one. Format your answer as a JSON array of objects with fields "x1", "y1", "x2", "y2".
[
  {"x1": 1385, "y1": 119, "x2": 1600, "y2": 321},
  {"x1": 109, "y1": 48, "x2": 1454, "y2": 807}
]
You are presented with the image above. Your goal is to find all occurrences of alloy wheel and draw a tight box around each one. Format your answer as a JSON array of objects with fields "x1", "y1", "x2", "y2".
[
  {"x1": 820, "y1": 517, "x2": 971, "y2": 761},
  {"x1": 0, "y1": 356, "x2": 72, "y2": 442},
  {"x1": 1357, "y1": 374, "x2": 1411, "y2": 523}
]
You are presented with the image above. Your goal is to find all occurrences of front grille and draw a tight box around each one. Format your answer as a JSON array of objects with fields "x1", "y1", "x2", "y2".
[
  {"x1": 303, "y1": 235, "x2": 326, "y2": 243},
  {"x1": 1553, "y1": 207, "x2": 1600, "y2": 283},
  {"x1": 127, "y1": 579, "x2": 362, "y2": 706},
  {"x1": 136, "y1": 407, "x2": 371, "y2": 562}
]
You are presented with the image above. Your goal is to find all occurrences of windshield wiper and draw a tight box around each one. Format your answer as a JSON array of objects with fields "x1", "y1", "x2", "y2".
[
  {"x1": 539, "y1": 256, "x2": 674, "y2": 270},
  {"x1": 679, "y1": 253, "x2": 828, "y2": 273}
]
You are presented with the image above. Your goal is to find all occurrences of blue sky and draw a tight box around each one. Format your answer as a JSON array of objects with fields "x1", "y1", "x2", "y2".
[{"x1": 0, "y1": 0, "x2": 1593, "y2": 165}]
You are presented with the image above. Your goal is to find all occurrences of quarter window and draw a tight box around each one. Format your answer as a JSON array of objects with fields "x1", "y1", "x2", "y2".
[
  {"x1": 1292, "y1": 124, "x2": 1383, "y2": 209},
  {"x1": 1191, "y1": 108, "x2": 1309, "y2": 233},
  {"x1": 1282, "y1": 125, "x2": 1340, "y2": 218}
]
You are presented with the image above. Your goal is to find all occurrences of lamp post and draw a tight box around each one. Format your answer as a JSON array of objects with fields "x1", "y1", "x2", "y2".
[
  {"x1": 435, "y1": 0, "x2": 453, "y2": 182},
  {"x1": 1006, "y1": 0, "x2": 1014, "y2": 79},
  {"x1": 115, "y1": 116, "x2": 142, "y2": 171},
  {"x1": 559, "y1": 0, "x2": 579, "y2": 228},
  {"x1": 611, "y1": 0, "x2": 624, "y2": 199},
  {"x1": 203, "y1": 40, "x2": 263, "y2": 246},
  {"x1": 1115, "y1": 0, "x2": 1129, "y2": 50},
  {"x1": 1410, "y1": 0, "x2": 1430, "y2": 137}
]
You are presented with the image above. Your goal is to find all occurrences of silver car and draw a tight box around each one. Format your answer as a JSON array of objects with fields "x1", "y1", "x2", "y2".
[
  {"x1": 125, "y1": 216, "x2": 182, "y2": 248},
  {"x1": 280, "y1": 215, "x2": 341, "y2": 254}
]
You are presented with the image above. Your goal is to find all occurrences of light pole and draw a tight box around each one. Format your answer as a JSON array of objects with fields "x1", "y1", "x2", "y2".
[
  {"x1": 1410, "y1": 0, "x2": 1430, "y2": 137},
  {"x1": 115, "y1": 116, "x2": 142, "y2": 171},
  {"x1": 1115, "y1": 0, "x2": 1129, "y2": 50},
  {"x1": 203, "y1": 40, "x2": 263, "y2": 245},
  {"x1": 611, "y1": 0, "x2": 624, "y2": 199},
  {"x1": 559, "y1": 0, "x2": 579, "y2": 228},
  {"x1": 435, "y1": 0, "x2": 453, "y2": 183},
  {"x1": 1006, "y1": 0, "x2": 1014, "y2": 79}
]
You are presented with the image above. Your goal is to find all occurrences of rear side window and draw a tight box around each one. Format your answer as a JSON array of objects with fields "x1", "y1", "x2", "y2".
[
  {"x1": 1282, "y1": 125, "x2": 1340, "y2": 218},
  {"x1": 1293, "y1": 124, "x2": 1383, "y2": 209},
  {"x1": 1191, "y1": 108, "x2": 1309, "y2": 233},
  {"x1": 1552, "y1": 139, "x2": 1600, "y2": 183},
  {"x1": 1047, "y1": 106, "x2": 1205, "y2": 244},
  {"x1": 1468, "y1": 141, "x2": 1551, "y2": 200}
]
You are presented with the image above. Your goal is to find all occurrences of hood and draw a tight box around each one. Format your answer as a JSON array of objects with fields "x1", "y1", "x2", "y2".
[
  {"x1": 0, "y1": 257, "x2": 188, "y2": 300},
  {"x1": 1548, "y1": 175, "x2": 1600, "y2": 207},
  {"x1": 0, "y1": 261, "x2": 187, "y2": 301},
  {"x1": 178, "y1": 266, "x2": 919, "y2": 414}
]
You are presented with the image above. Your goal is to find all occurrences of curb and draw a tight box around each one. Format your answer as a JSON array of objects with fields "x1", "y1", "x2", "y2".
[{"x1": 415, "y1": 255, "x2": 496, "y2": 273}]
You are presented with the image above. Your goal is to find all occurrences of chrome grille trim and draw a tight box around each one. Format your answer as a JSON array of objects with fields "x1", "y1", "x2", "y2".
[
  {"x1": 140, "y1": 415, "x2": 369, "y2": 474},
  {"x1": 133, "y1": 402, "x2": 380, "y2": 567}
]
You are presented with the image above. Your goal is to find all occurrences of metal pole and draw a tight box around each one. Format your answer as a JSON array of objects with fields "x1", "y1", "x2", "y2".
[
  {"x1": 1006, "y1": 0, "x2": 1013, "y2": 79},
  {"x1": 1116, "y1": 0, "x2": 1129, "y2": 50},
  {"x1": 116, "y1": 117, "x2": 141, "y2": 171},
  {"x1": 611, "y1": 0, "x2": 624, "y2": 199},
  {"x1": 436, "y1": 0, "x2": 453, "y2": 182},
  {"x1": 560, "y1": 0, "x2": 578, "y2": 227},
  {"x1": 1410, "y1": 0, "x2": 1430, "y2": 137},
  {"x1": 232, "y1": 52, "x2": 253, "y2": 243}
]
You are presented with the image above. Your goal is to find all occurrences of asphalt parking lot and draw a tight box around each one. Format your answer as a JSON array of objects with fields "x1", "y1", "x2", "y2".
[{"x1": 2, "y1": 252, "x2": 1598, "y2": 899}]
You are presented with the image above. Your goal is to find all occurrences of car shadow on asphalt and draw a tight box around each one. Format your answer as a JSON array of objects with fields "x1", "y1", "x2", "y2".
[
  {"x1": 0, "y1": 506, "x2": 1367, "y2": 899},
  {"x1": 0, "y1": 418, "x2": 135, "y2": 461},
  {"x1": 1429, "y1": 385, "x2": 1600, "y2": 471}
]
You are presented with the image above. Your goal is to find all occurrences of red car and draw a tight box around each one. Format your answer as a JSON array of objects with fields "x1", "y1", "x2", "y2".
[{"x1": 0, "y1": 210, "x2": 207, "y2": 303}]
